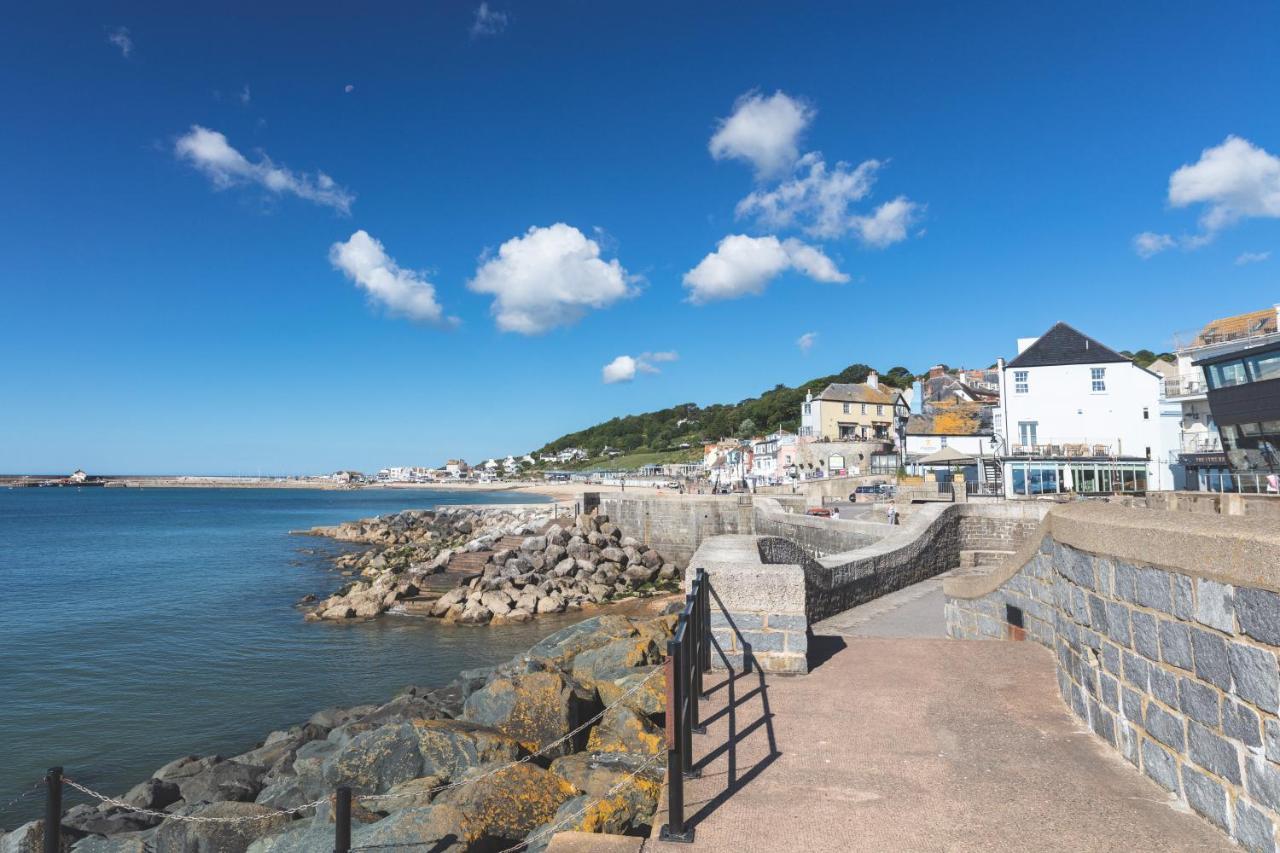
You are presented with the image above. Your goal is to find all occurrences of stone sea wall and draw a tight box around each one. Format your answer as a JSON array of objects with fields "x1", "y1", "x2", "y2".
[
  {"x1": 598, "y1": 493, "x2": 755, "y2": 564},
  {"x1": 946, "y1": 502, "x2": 1280, "y2": 853}
]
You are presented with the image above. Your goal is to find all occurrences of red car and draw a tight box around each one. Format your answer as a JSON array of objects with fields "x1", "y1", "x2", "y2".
[{"x1": 805, "y1": 507, "x2": 832, "y2": 518}]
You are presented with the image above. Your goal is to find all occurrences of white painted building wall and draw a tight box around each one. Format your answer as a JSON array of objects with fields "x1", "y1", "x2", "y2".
[
  {"x1": 998, "y1": 359, "x2": 1174, "y2": 488},
  {"x1": 904, "y1": 433, "x2": 992, "y2": 457}
]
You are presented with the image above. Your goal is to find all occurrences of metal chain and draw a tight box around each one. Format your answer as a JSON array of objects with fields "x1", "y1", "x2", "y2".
[
  {"x1": 56, "y1": 666, "x2": 663, "y2": 827},
  {"x1": 360, "y1": 666, "x2": 662, "y2": 804},
  {"x1": 61, "y1": 778, "x2": 330, "y2": 824}
]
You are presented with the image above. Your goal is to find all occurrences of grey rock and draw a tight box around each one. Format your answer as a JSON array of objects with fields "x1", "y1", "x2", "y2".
[
  {"x1": 1158, "y1": 620, "x2": 1193, "y2": 670},
  {"x1": 1182, "y1": 765, "x2": 1230, "y2": 831},
  {"x1": 1141, "y1": 740, "x2": 1180, "y2": 793},
  {"x1": 177, "y1": 760, "x2": 265, "y2": 805},
  {"x1": 1249, "y1": 753, "x2": 1280, "y2": 814},
  {"x1": 1188, "y1": 721, "x2": 1241, "y2": 784},
  {"x1": 1196, "y1": 579, "x2": 1235, "y2": 633},
  {"x1": 153, "y1": 802, "x2": 291, "y2": 853},
  {"x1": 1235, "y1": 796, "x2": 1279, "y2": 853},
  {"x1": 1225, "y1": 698, "x2": 1263, "y2": 747},
  {"x1": 1134, "y1": 567, "x2": 1172, "y2": 613},
  {"x1": 1190, "y1": 627, "x2": 1231, "y2": 690},
  {"x1": 1145, "y1": 703, "x2": 1185, "y2": 751},
  {"x1": 1231, "y1": 643, "x2": 1280, "y2": 714},
  {"x1": 1180, "y1": 678, "x2": 1222, "y2": 728},
  {"x1": 1131, "y1": 611, "x2": 1159, "y2": 659},
  {"x1": 1238, "y1": 587, "x2": 1280, "y2": 646},
  {"x1": 1149, "y1": 665, "x2": 1179, "y2": 707}
]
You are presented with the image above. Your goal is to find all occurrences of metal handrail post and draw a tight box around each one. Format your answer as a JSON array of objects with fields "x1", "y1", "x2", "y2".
[
  {"x1": 44, "y1": 767, "x2": 62, "y2": 853},
  {"x1": 334, "y1": 786, "x2": 352, "y2": 853},
  {"x1": 660, "y1": 638, "x2": 694, "y2": 842}
]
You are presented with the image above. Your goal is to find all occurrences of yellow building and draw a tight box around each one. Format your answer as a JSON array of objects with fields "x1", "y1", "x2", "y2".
[{"x1": 799, "y1": 372, "x2": 905, "y2": 441}]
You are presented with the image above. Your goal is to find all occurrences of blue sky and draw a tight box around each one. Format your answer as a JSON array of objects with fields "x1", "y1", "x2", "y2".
[{"x1": 4, "y1": 2, "x2": 1280, "y2": 474}]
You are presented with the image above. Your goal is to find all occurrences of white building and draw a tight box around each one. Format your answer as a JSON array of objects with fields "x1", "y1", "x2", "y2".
[{"x1": 996, "y1": 322, "x2": 1176, "y2": 497}]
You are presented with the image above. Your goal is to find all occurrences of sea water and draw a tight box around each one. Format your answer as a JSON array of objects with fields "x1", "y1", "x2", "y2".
[{"x1": 0, "y1": 486, "x2": 563, "y2": 827}]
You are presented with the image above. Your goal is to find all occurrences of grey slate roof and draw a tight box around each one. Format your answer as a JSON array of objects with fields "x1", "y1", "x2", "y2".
[{"x1": 1007, "y1": 322, "x2": 1131, "y2": 369}]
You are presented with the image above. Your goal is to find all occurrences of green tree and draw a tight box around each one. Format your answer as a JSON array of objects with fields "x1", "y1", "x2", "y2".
[{"x1": 738, "y1": 418, "x2": 758, "y2": 437}]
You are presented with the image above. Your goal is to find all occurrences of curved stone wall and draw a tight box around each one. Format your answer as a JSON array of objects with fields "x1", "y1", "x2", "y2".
[
  {"x1": 946, "y1": 502, "x2": 1280, "y2": 852},
  {"x1": 768, "y1": 502, "x2": 1047, "y2": 624}
]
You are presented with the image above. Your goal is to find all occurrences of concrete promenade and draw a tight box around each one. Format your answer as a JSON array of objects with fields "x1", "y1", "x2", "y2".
[{"x1": 646, "y1": 585, "x2": 1235, "y2": 852}]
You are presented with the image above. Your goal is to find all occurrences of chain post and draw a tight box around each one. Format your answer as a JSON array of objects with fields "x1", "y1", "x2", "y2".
[
  {"x1": 334, "y1": 786, "x2": 351, "y2": 853},
  {"x1": 44, "y1": 767, "x2": 62, "y2": 853}
]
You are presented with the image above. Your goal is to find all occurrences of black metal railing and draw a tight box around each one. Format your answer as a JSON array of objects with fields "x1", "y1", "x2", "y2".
[{"x1": 660, "y1": 567, "x2": 745, "y2": 844}]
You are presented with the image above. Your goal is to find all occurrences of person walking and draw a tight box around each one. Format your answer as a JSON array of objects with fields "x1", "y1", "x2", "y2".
[
  {"x1": 886, "y1": 504, "x2": 898, "y2": 525},
  {"x1": 831, "y1": 506, "x2": 841, "y2": 520}
]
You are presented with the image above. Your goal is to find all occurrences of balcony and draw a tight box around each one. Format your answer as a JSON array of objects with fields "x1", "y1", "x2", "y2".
[
  {"x1": 1164, "y1": 378, "x2": 1208, "y2": 399},
  {"x1": 1180, "y1": 433, "x2": 1222, "y2": 454},
  {"x1": 1008, "y1": 438, "x2": 1116, "y2": 458}
]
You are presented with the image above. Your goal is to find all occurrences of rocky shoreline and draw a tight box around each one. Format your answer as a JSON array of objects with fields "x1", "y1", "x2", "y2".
[
  {"x1": 2, "y1": 609, "x2": 678, "y2": 852},
  {"x1": 300, "y1": 506, "x2": 681, "y2": 626}
]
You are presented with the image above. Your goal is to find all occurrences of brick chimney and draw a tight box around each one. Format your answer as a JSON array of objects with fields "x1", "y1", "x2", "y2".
[
  {"x1": 929, "y1": 364, "x2": 946, "y2": 379},
  {"x1": 867, "y1": 370, "x2": 879, "y2": 390}
]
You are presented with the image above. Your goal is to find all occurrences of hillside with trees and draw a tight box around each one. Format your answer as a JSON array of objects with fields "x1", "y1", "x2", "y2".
[{"x1": 534, "y1": 363, "x2": 915, "y2": 463}]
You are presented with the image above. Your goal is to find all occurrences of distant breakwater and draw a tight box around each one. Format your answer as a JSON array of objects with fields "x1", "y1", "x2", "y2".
[{"x1": 300, "y1": 506, "x2": 682, "y2": 626}]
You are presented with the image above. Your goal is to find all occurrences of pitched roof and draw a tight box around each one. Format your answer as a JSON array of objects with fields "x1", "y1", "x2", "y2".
[
  {"x1": 1007, "y1": 322, "x2": 1131, "y2": 369},
  {"x1": 816, "y1": 382, "x2": 896, "y2": 405}
]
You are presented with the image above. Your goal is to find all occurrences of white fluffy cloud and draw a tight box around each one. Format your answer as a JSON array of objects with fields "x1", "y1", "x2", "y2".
[
  {"x1": 852, "y1": 197, "x2": 922, "y2": 248},
  {"x1": 329, "y1": 230, "x2": 454, "y2": 326},
  {"x1": 471, "y1": 3, "x2": 509, "y2": 37},
  {"x1": 796, "y1": 332, "x2": 817, "y2": 353},
  {"x1": 709, "y1": 91, "x2": 814, "y2": 179},
  {"x1": 1133, "y1": 231, "x2": 1176, "y2": 258},
  {"x1": 175, "y1": 126, "x2": 354, "y2": 214},
  {"x1": 468, "y1": 223, "x2": 637, "y2": 334},
  {"x1": 107, "y1": 26, "x2": 132, "y2": 58},
  {"x1": 1136, "y1": 136, "x2": 1280, "y2": 255},
  {"x1": 682, "y1": 234, "x2": 848, "y2": 304},
  {"x1": 1236, "y1": 251, "x2": 1271, "y2": 266},
  {"x1": 736, "y1": 153, "x2": 921, "y2": 246},
  {"x1": 601, "y1": 351, "x2": 678, "y2": 384}
]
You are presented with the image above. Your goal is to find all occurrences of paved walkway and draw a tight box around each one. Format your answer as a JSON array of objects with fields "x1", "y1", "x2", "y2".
[
  {"x1": 812, "y1": 576, "x2": 949, "y2": 638},
  {"x1": 646, "y1": 635, "x2": 1234, "y2": 852}
]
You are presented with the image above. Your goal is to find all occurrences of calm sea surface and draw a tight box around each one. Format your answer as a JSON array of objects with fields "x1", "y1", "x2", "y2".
[{"x1": 0, "y1": 487, "x2": 562, "y2": 827}]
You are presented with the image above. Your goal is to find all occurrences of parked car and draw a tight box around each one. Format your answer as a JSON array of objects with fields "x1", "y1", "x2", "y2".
[
  {"x1": 805, "y1": 507, "x2": 832, "y2": 517},
  {"x1": 849, "y1": 483, "x2": 893, "y2": 501}
]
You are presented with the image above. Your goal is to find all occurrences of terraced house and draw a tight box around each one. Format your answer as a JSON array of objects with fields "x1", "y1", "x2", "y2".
[{"x1": 799, "y1": 371, "x2": 908, "y2": 442}]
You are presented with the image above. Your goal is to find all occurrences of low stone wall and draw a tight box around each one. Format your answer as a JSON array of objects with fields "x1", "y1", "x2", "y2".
[
  {"x1": 685, "y1": 536, "x2": 808, "y2": 675},
  {"x1": 1139, "y1": 491, "x2": 1280, "y2": 521},
  {"x1": 785, "y1": 502, "x2": 1048, "y2": 625},
  {"x1": 751, "y1": 497, "x2": 881, "y2": 558},
  {"x1": 945, "y1": 503, "x2": 1280, "y2": 852},
  {"x1": 598, "y1": 493, "x2": 754, "y2": 564}
]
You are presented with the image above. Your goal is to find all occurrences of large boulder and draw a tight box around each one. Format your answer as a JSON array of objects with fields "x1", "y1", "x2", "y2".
[
  {"x1": 69, "y1": 834, "x2": 154, "y2": 852},
  {"x1": 408, "y1": 719, "x2": 524, "y2": 781},
  {"x1": 347, "y1": 804, "x2": 473, "y2": 853},
  {"x1": 151, "y1": 802, "x2": 291, "y2": 853},
  {"x1": 177, "y1": 760, "x2": 266, "y2": 805},
  {"x1": 586, "y1": 706, "x2": 664, "y2": 756},
  {"x1": 462, "y1": 671, "x2": 581, "y2": 755},
  {"x1": 244, "y1": 818, "x2": 334, "y2": 853},
  {"x1": 596, "y1": 668, "x2": 665, "y2": 717},
  {"x1": 0, "y1": 819, "x2": 86, "y2": 852},
  {"x1": 435, "y1": 764, "x2": 576, "y2": 846},
  {"x1": 570, "y1": 636, "x2": 660, "y2": 690},
  {"x1": 524, "y1": 616, "x2": 638, "y2": 670},
  {"x1": 320, "y1": 722, "x2": 426, "y2": 794}
]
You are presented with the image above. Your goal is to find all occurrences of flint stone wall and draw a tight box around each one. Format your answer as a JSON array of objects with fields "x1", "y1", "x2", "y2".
[{"x1": 945, "y1": 501, "x2": 1280, "y2": 853}]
